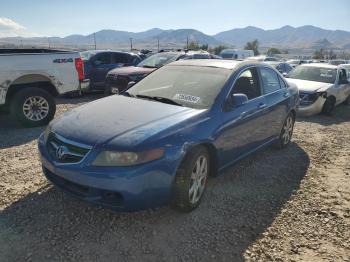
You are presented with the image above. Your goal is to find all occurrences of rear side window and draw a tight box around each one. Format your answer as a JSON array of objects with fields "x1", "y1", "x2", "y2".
[
  {"x1": 94, "y1": 52, "x2": 111, "y2": 65},
  {"x1": 260, "y1": 67, "x2": 281, "y2": 94}
]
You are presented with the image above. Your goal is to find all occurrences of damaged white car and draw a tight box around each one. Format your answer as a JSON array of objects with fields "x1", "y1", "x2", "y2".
[{"x1": 286, "y1": 64, "x2": 350, "y2": 116}]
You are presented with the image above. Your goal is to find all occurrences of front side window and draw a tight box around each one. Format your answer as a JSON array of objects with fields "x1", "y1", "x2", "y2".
[
  {"x1": 112, "y1": 53, "x2": 130, "y2": 64},
  {"x1": 232, "y1": 68, "x2": 261, "y2": 100},
  {"x1": 260, "y1": 67, "x2": 281, "y2": 94}
]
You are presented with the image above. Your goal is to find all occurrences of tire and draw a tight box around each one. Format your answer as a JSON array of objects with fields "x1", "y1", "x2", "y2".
[
  {"x1": 275, "y1": 112, "x2": 295, "y2": 149},
  {"x1": 104, "y1": 85, "x2": 112, "y2": 96},
  {"x1": 172, "y1": 146, "x2": 210, "y2": 212},
  {"x1": 63, "y1": 89, "x2": 82, "y2": 98},
  {"x1": 322, "y1": 97, "x2": 335, "y2": 114},
  {"x1": 10, "y1": 87, "x2": 56, "y2": 127}
]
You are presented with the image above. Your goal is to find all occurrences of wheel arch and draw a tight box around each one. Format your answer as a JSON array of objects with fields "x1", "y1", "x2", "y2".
[
  {"x1": 5, "y1": 74, "x2": 59, "y2": 105},
  {"x1": 182, "y1": 142, "x2": 219, "y2": 177}
]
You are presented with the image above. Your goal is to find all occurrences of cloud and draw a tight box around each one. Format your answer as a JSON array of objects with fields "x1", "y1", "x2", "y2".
[{"x1": 0, "y1": 17, "x2": 41, "y2": 38}]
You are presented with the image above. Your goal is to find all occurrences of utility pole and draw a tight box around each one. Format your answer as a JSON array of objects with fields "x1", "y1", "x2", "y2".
[
  {"x1": 93, "y1": 33, "x2": 97, "y2": 50},
  {"x1": 157, "y1": 37, "x2": 160, "y2": 52},
  {"x1": 186, "y1": 36, "x2": 189, "y2": 50},
  {"x1": 48, "y1": 38, "x2": 51, "y2": 49},
  {"x1": 130, "y1": 38, "x2": 133, "y2": 51}
]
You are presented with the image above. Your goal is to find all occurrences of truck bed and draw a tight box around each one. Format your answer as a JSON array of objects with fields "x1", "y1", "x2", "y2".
[{"x1": 0, "y1": 48, "x2": 76, "y2": 55}]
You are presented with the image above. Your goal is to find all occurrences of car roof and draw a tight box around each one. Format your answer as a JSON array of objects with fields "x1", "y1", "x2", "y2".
[{"x1": 168, "y1": 59, "x2": 261, "y2": 70}]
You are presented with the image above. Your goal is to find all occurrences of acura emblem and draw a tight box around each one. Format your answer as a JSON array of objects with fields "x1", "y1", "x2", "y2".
[{"x1": 56, "y1": 145, "x2": 68, "y2": 160}]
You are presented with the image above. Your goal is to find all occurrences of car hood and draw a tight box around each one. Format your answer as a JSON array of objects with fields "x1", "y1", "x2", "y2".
[
  {"x1": 286, "y1": 78, "x2": 332, "y2": 93},
  {"x1": 50, "y1": 95, "x2": 204, "y2": 148},
  {"x1": 107, "y1": 66, "x2": 156, "y2": 76}
]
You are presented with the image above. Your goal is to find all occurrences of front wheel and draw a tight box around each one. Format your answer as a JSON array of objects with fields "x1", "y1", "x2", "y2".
[
  {"x1": 10, "y1": 87, "x2": 56, "y2": 127},
  {"x1": 322, "y1": 97, "x2": 335, "y2": 114},
  {"x1": 172, "y1": 146, "x2": 210, "y2": 212},
  {"x1": 275, "y1": 113, "x2": 295, "y2": 149}
]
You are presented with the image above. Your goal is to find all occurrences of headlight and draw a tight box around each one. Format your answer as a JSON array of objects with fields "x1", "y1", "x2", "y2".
[
  {"x1": 92, "y1": 148, "x2": 164, "y2": 167},
  {"x1": 300, "y1": 91, "x2": 327, "y2": 106}
]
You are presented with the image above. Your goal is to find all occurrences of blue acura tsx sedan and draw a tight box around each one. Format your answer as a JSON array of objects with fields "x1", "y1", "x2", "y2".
[{"x1": 38, "y1": 60, "x2": 299, "y2": 212}]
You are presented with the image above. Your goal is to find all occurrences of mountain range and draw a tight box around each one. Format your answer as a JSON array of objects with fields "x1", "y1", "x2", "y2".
[{"x1": 1, "y1": 25, "x2": 350, "y2": 50}]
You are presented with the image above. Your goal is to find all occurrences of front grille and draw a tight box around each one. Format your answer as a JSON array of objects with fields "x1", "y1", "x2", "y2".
[
  {"x1": 46, "y1": 133, "x2": 91, "y2": 163},
  {"x1": 44, "y1": 168, "x2": 124, "y2": 208},
  {"x1": 106, "y1": 75, "x2": 130, "y2": 91}
]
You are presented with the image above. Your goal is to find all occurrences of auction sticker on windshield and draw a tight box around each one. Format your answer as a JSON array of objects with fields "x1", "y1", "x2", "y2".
[{"x1": 173, "y1": 94, "x2": 200, "y2": 103}]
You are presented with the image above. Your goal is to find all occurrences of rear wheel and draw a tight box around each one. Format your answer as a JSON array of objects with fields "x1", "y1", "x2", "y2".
[
  {"x1": 172, "y1": 146, "x2": 210, "y2": 212},
  {"x1": 322, "y1": 97, "x2": 335, "y2": 114},
  {"x1": 10, "y1": 87, "x2": 56, "y2": 127},
  {"x1": 275, "y1": 112, "x2": 295, "y2": 149}
]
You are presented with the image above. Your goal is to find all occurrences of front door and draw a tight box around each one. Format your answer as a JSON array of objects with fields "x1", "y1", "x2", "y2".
[{"x1": 216, "y1": 67, "x2": 269, "y2": 168}]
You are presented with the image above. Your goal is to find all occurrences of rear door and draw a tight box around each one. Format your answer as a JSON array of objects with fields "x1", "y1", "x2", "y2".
[
  {"x1": 90, "y1": 52, "x2": 112, "y2": 88},
  {"x1": 216, "y1": 67, "x2": 269, "y2": 167},
  {"x1": 259, "y1": 66, "x2": 290, "y2": 137}
]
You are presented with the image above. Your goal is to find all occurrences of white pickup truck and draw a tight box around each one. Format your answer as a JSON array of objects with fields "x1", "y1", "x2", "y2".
[{"x1": 0, "y1": 49, "x2": 89, "y2": 126}]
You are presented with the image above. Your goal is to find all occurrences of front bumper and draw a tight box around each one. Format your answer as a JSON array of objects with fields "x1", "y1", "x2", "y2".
[
  {"x1": 298, "y1": 96, "x2": 326, "y2": 116},
  {"x1": 38, "y1": 134, "x2": 181, "y2": 212}
]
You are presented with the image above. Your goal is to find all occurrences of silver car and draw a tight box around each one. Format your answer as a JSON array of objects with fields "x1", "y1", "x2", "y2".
[{"x1": 286, "y1": 64, "x2": 350, "y2": 116}]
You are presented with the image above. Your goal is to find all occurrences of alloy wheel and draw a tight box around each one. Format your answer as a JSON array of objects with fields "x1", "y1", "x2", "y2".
[
  {"x1": 22, "y1": 96, "x2": 49, "y2": 121},
  {"x1": 282, "y1": 115, "x2": 294, "y2": 145},
  {"x1": 189, "y1": 155, "x2": 208, "y2": 205}
]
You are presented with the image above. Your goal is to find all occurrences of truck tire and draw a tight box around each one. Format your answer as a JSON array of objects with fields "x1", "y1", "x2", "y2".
[{"x1": 10, "y1": 87, "x2": 56, "y2": 127}]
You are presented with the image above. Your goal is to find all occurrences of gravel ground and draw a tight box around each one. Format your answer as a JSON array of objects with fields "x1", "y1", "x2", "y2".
[{"x1": 0, "y1": 94, "x2": 349, "y2": 262}]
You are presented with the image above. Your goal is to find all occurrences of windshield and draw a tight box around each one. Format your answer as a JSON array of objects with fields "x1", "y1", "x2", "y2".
[
  {"x1": 127, "y1": 65, "x2": 231, "y2": 109},
  {"x1": 137, "y1": 53, "x2": 179, "y2": 68},
  {"x1": 288, "y1": 66, "x2": 336, "y2": 83},
  {"x1": 80, "y1": 51, "x2": 97, "y2": 61}
]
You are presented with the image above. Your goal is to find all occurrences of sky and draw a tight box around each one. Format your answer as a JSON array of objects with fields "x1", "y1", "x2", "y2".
[{"x1": 0, "y1": 0, "x2": 350, "y2": 37}]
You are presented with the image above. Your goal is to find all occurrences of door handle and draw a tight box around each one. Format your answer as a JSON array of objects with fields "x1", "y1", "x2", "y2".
[
  {"x1": 283, "y1": 92, "x2": 290, "y2": 97},
  {"x1": 257, "y1": 103, "x2": 267, "y2": 109}
]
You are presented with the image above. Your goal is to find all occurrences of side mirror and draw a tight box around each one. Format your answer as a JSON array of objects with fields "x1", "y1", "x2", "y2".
[
  {"x1": 283, "y1": 72, "x2": 288, "y2": 77},
  {"x1": 127, "y1": 81, "x2": 136, "y2": 89},
  {"x1": 339, "y1": 79, "x2": 349, "y2": 85},
  {"x1": 231, "y1": 93, "x2": 248, "y2": 107}
]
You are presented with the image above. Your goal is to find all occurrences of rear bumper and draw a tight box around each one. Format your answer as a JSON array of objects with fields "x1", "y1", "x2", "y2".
[{"x1": 80, "y1": 79, "x2": 90, "y2": 91}]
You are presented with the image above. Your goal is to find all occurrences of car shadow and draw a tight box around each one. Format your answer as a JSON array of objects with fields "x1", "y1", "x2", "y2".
[
  {"x1": 56, "y1": 93, "x2": 104, "y2": 105},
  {"x1": 0, "y1": 142, "x2": 309, "y2": 261},
  {"x1": 297, "y1": 104, "x2": 350, "y2": 126}
]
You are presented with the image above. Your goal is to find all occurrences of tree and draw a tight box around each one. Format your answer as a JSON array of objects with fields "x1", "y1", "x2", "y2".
[
  {"x1": 313, "y1": 48, "x2": 325, "y2": 59},
  {"x1": 186, "y1": 42, "x2": 209, "y2": 51},
  {"x1": 209, "y1": 45, "x2": 228, "y2": 55},
  {"x1": 244, "y1": 39, "x2": 259, "y2": 56},
  {"x1": 267, "y1": 47, "x2": 281, "y2": 56},
  {"x1": 187, "y1": 41, "x2": 200, "y2": 50}
]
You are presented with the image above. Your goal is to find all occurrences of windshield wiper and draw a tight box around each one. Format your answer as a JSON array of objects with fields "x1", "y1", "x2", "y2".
[
  {"x1": 123, "y1": 91, "x2": 135, "y2": 97},
  {"x1": 142, "y1": 65, "x2": 157, "y2": 68},
  {"x1": 135, "y1": 95, "x2": 183, "y2": 106}
]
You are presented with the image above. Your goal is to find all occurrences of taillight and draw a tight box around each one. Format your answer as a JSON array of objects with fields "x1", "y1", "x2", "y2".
[{"x1": 75, "y1": 58, "x2": 84, "y2": 81}]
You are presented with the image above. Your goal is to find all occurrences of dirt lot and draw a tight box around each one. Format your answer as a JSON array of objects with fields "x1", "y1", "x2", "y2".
[{"x1": 0, "y1": 94, "x2": 349, "y2": 262}]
